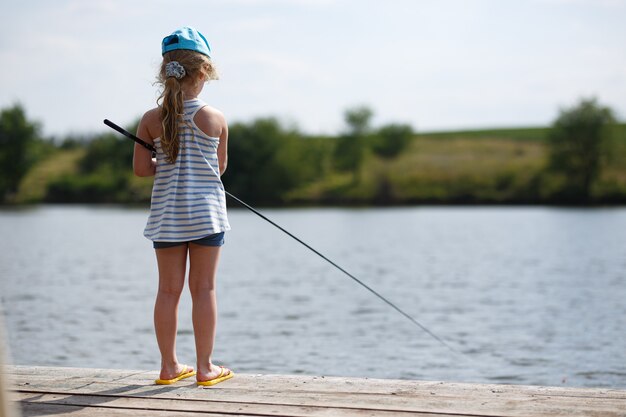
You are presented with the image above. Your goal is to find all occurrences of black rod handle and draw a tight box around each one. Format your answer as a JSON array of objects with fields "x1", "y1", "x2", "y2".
[{"x1": 103, "y1": 119, "x2": 156, "y2": 153}]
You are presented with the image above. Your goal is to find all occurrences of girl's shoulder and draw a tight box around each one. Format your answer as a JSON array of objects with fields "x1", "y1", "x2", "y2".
[
  {"x1": 194, "y1": 105, "x2": 226, "y2": 138},
  {"x1": 141, "y1": 107, "x2": 162, "y2": 139},
  {"x1": 196, "y1": 104, "x2": 225, "y2": 122}
]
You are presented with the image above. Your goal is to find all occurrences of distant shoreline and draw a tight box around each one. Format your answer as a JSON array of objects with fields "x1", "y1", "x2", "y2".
[{"x1": 8, "y1": 123, "x2": 626, "y2": 206}]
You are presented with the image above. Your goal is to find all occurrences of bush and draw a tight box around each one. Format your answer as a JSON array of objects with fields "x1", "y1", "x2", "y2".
[
  {"x1": 223, "y1": 118, "x2": 308, "y2": 204},
  {"x1": 547, "y1": 98, "x2": 616, "y2": 202},
  {"x1": 0, "y1": 104, "x2": 42, "y2": 201},
  {"x1": 334, "y1": 106, "x2": 374, "y2": 179},
  {"x1": 45, "y1": 171, "x2": 129, "y2": 203},
  {"x1": 371, "y1": 123, "x2": 414, "y2": 159}
]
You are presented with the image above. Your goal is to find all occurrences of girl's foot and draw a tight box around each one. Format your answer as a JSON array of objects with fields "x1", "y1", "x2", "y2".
[
  {"x1": 155, "y1": 364, "x2": 196, "y2": 385},
  {"x1": 197, "y1": 364, "x2": 234, "y2": 386}
]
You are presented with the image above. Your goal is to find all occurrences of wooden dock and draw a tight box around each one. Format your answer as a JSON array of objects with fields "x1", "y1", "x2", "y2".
[{"x1": 4, "y1": 365, "x2": 626, "y2": 416}]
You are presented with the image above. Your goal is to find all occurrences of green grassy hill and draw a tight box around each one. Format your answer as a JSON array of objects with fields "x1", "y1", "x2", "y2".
[
  {"x1": 15, "y1": 124, "x2": 626, "y2": 205},
  {"x1": 288, "y1": 124, "x2": 626, "y2": 205},
  {"x1": 15, "y1": 148, "x2": 85, "y2": 203}
]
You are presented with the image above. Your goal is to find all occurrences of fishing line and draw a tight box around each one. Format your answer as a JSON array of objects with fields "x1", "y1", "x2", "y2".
[{"x1": 104, "y1": 118, "x2": 460, "y2": 355}]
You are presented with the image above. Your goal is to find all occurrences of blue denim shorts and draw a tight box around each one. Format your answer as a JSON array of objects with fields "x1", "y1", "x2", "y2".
[{"x1": 153, "y1": 232, "x2": 225, "y2": 249}]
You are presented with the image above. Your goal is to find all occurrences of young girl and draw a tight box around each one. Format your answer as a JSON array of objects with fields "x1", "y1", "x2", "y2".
[{"x1": 133, "y1": 26, "x2": 233, "y2": 386}]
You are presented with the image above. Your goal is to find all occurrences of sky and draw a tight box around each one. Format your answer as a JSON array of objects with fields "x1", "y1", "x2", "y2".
[{"x1": 1, "y1": 0, "x2": 625, "y2": 138}]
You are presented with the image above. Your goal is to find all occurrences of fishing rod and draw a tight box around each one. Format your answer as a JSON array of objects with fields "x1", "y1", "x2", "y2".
[{"x1": 103, "y1": 118, "x2": 459, "y2": 355}]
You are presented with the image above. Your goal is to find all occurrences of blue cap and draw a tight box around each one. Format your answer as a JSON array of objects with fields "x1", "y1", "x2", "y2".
[{"x1": 161, "y1": 27, "x2": 211, "y2": 57}]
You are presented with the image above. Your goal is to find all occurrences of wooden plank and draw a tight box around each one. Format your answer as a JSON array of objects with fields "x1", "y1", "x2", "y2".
[
  {"x1": 10, "y1": 375, "x2": 626, "y2": 417},
  {"x1": 15, "y1": 386, "x2": 626, "y2": 417},
  {"x1": 7, "y1": 365, "x2": 625, "y2": 399},
  {"x1": 16, "y1": 392, "x2": 456, "y2": 417},
  {"x1": 12, "y1": 376, "x2": 624, "y2": 413},
  {"x1": 19, "y1": 401, "x2": 237, "y2": 417},
  {"x1": 5, "y1": 366, "x2": 626, "y2": 417}
]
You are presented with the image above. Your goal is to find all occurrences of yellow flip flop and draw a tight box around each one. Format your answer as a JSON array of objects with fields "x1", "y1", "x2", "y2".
[
  {"x1": 197, "y1": 366, "x2": 234, "y2": 387},
  {"x1": 155, "y1": 365, "x2": 196, "y2": 385}
]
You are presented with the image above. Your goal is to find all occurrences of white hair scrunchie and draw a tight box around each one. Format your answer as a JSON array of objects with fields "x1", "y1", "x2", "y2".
[{"x1": 165, "y1": 61, "x2": 186, "y2": 79}]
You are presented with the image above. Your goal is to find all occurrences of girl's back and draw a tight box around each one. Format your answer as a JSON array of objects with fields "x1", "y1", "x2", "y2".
[{"x1": 143, "y1": 99, "x2": 230, "y2": 243}]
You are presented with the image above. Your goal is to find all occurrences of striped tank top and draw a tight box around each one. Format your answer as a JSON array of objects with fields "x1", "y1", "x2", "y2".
[{"x1": 144, "y1": 98, "x2": 230, "y2": 242}]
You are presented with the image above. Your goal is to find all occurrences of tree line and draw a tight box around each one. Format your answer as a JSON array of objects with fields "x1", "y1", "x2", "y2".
[{"x1": 0, "y1": 98, "x2": 622, "y2": 205}]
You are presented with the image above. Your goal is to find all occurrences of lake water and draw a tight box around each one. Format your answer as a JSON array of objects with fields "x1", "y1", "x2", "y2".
[{"x1": 1, "y1": 205, "x2": 625, "y2": 388}]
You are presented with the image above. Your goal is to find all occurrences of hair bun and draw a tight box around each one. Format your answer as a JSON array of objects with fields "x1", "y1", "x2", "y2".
[{"x1": 165, "y1": 61, "x2": 186, "y2": 79}]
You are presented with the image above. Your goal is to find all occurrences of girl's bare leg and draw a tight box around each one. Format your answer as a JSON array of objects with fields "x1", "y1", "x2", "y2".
[
  {"x1": 154, "y1": 244, "x2": 191, "y2": 379},
  {"x1": 188, "y1": 243, "x2": 224, "y2": 380}
]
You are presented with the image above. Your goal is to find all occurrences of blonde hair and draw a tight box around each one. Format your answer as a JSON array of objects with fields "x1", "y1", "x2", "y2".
[{"x1": 157, "y1": 50, "x2": 219, "y2": 163}]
